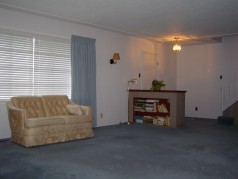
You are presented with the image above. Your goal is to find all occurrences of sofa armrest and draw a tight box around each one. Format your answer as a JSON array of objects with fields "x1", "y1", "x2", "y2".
[
  {"x1": 68, "y1": 101, "x2": 92, "y2": 116},
  {"x1": 80, "y1": 105, "x2": 92, "y2": 116},
  {"x1": 6, "y1": 102, "x2": 27, "y2": 135}
]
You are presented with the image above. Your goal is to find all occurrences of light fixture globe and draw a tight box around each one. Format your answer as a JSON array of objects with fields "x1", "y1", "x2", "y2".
[
  {"x1": 173, "y1": 44, "x2": 181, "y2": 52},
  {"x1": 172, "y1": 38, "x2": 181, "y2": 52}
]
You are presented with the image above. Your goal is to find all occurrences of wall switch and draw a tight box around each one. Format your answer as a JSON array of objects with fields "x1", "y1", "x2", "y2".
[
  {"x1": 220, "y1": 75, "x2": 222, "y2": 79},
  {"x1": 195, "y1": 107, "x2": 198, "y2": 111},
  {"x1": 100, "y1": 113, "x2": 103, "y2": 118}
]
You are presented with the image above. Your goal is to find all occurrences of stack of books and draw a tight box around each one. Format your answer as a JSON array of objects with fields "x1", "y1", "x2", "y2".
[
  {"x1": 153, "y1": 116, "x2": 170, "y2": 126},
  {"x1": 134, "y1": 102, "x2": 145, "y2": 112},
  {"x1": 143, "y1": 116, "x2": 153, "y2": 124},
  {"x1": 134, "y1": 116, "x2": 143, "y2": 123},
  {"x1": 146, "y1": 99, "x2": 159, "y2": 103},
  {"x1": 157, "y1": 117, "x2": 166, "y2": 126},
  {"x1": 145, "y1": 103, "x2": 157, "y2": 112}
]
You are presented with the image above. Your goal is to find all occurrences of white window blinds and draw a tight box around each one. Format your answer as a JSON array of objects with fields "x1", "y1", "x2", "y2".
[
  {"x1": 0, "y1": 33, "x2": 33, "y2": 100},
  {"x1": 0, "y1": 30, "x2": 71, "y2": 101},
  {"x1": 34, "y1": 39, "x2": 71, "y2": 96}
]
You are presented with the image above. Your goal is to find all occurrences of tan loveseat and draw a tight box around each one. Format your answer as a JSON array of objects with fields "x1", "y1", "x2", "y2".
[{"x1": 6, "y1": 95, "x2": 94, "y2": 147}]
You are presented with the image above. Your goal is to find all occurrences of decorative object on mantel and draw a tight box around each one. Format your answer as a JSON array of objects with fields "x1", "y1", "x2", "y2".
[
  {"x1": 110, "y1": 53, "x2": 120, "y2": 64},
  {"x1": 150, "y1": 80, "x2": 166, "y2": 91},
  {"x1": 172, "y1": 37, "x2": 181, "y2": 52},
  {"x1": 127, "y1": 79, "x2": 137, "y2": 90}
]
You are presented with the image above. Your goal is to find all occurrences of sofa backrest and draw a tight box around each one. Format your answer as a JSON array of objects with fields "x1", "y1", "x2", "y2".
[
  {"x1": 41, "y1": 95, "x2": 70, "y2": 117},
  {"x1": 11, "y1": 96, "x2": 46, "y2": 119}
]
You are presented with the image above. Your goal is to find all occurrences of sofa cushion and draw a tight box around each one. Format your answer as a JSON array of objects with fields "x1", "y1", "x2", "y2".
[
  {"x1": 62, "y1": 115, "x2": 92, "y2": 124},
  {"x1": 11, "y1": 96, "x2": 45, "y2": 119},
  {"x1": 41, "y1": 95, "x2": 70, "y2": 117},
  {"x1": 25, "y1": 116, "x2": 65, "y2": 128},
  {"x1": 66, "y1": 104, "x2": 84, "y2": 115},
  {"x1": 24, "y1": 125, "x2": 66, "y2": 136}
]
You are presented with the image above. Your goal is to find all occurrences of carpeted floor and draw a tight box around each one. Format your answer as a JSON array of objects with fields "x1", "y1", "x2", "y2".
[{"x1": 0, "y1": 118, "x2": 238, "y2": 179}]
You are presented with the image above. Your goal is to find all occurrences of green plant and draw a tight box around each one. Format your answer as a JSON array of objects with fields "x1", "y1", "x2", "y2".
[{"x1": 150, "y1": 80, "x2": 166, "y2": 91}]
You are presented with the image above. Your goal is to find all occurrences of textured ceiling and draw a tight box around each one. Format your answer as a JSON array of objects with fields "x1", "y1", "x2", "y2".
[{"x1": 0, "y1": 0, "x2": 238, "y2": 45}]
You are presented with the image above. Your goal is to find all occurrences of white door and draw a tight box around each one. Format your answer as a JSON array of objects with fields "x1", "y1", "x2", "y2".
[{"x1": 141, "y1": 52, "x2": 158, "y2": 89}]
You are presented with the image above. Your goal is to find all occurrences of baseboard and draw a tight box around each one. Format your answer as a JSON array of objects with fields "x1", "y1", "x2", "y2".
[{"x1": 0, "y1": 138, "x2": 10, "y2": 142}]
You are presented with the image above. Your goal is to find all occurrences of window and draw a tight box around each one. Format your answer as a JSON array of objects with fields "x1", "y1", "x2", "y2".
[
  {"x1": 0, "y1": 30, "x2": 71, "y2": 101},
  {"x1": 34, "y1": 38, "x2": 71, "y2": 96}
]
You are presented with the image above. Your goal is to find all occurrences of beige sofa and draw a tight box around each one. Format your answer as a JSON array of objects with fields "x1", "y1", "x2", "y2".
[{"x1": 6, "y1": 95, "x2": 94, "y2": 147}]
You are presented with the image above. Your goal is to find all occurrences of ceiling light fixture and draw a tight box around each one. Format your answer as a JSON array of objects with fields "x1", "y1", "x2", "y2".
[{"x1": 172, "y1": 38, "x2": 181, "y2": 52}]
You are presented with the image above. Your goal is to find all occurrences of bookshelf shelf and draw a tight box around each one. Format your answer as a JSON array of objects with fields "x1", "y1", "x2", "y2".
[
  {"x1": 128, "y1": 90, "x2": 186, "y2": 128},
  {"x1": 133, "y1": 98, "x2": 170, "y2": 126}
]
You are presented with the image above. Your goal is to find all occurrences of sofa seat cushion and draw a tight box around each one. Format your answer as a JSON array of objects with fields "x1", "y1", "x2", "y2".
[
  {"x1": 62, "y1": 115, "x2": 92, "y2": 124},
  {"x1": 25, "y1": 116, "x2": 65, "y2": 128},
  {"x1": 41, "y1": 95, "x2": 70, "y2": 117},
  {"x1": 11, "y1": 96, "x2": 45, "y2": 119}
]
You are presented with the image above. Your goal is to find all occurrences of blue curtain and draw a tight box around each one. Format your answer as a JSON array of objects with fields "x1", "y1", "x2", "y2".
[{"x1": 71, "y1": 35, "x2": 97, "y2": 126}]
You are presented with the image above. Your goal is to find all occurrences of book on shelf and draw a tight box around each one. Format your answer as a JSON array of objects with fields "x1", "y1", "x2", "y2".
[
  {"x1": 157, "y1": 121, "x2": 165, "y2": 126},
  {"x1": 134, "y1": 115, "x2": 155, "y2": 124},
  {"x1": 143, "y1": 116, "x2": 154, "y2": 119},
  {"x1": 153, "y1": 116, "x2": 170, "y2": 126},
  {"x1": 136, "y1": 99, "x2": 147, "y2": 102},
  {"x1": 157, "y1": 117, "x2": 166, "y2": 126},
  {"x1": 143, "y1": 116, "x2": 153, "y2": 124},
  {"x1": 145, "y1": 103, "x2": 157, "y2": 112},
  {"x1": 134, "y1": 115, "x2": 143, "y2": 123},
  {"x1": 134, "y1": 106, "x2": 145, "y2": 112},
  {"x1": 135, "y1": 98, "x2": 159, "y2": 103},
  {"x1": 157, "y1": 103, "x2": 168, "y2": 113},
  {"x1": 134, "y1": 103, "x2": 144, "y2": 107},
  {"x1": 144, "y1": 103, "x2": 154, "y2": 107},
  {"x1": 153, "y1": 118, "x2": 158, "y2": 125},
  {"x1": 135, "y1": 118, "x2": 143, "y2": 123},
  {"x1": 134, "y1": 103, "x2": 157, "y2": 112},
  {"x1": 134, "y1": 115, "x2": 143, "y2": 119},
  {"x1": 146, "y1": 99, "x2": 159, "y2": 103},
  {"x1": 165, "y1": 116, "x2": 170, "y2": 126},
  {"x1": 145, "y1": 107, "x2": 154, "y2": 112}
]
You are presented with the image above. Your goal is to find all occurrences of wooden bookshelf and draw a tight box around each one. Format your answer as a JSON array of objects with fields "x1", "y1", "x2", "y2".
[{"x1": 128, "y1": 90, "x2": 186, "y2": 128}]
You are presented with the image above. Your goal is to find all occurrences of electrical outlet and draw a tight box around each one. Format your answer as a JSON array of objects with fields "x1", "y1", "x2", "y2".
[
  {"x1": 100, "y1": 113, "x2": 103, "y2": 118},
  {"x1": 195, "y1": 107, "x2": 198, "y2": 111}
]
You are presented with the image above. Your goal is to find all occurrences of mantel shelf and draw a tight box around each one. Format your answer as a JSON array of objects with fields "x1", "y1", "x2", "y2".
[{"x1": 128, "y1": 89, "x2": 186, "y2": 93}]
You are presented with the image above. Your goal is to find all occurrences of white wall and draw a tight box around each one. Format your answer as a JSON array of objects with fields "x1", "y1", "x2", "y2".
[
  {"x1": 0, "y1": 8, "x2": 174, "y2": 139},
  {"x1": 177, "y1": 36, "x2": 238, "y2": 119},
  {"x1": 0, "y1": 103, "x2": 9, "y2": 138},
  {"x1": 156, "y1": 43, "x2": 177, "y2": 90}
]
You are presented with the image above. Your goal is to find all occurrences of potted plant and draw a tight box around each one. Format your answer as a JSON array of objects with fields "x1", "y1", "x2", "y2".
[{"x1": 150, "y1": 80, "x2": 166, "y2": 91}]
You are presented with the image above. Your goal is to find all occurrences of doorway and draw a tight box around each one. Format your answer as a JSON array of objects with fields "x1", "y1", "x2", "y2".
[{"x1": 141, "y1": 52, "x2": 158, "y2": 89}]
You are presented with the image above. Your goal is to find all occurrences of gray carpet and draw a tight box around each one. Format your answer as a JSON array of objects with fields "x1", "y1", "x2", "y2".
[{"x1": 0, "y1": 118, "x2": 238, "y2": 179}]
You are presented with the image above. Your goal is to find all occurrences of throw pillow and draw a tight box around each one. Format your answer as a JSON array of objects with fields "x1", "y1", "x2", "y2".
[{"x1": 66, "y1": 104, "x2": 84, "y2": 115}]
